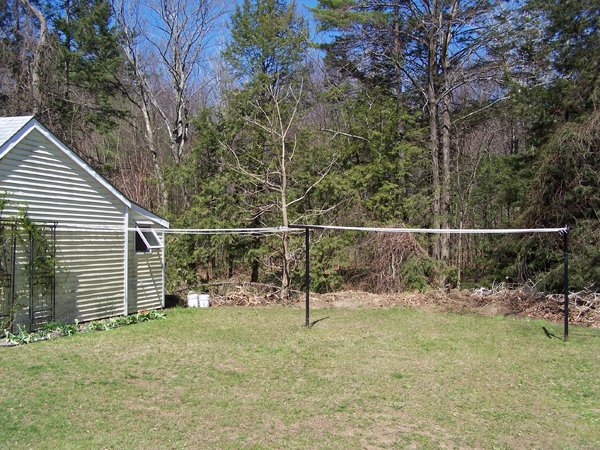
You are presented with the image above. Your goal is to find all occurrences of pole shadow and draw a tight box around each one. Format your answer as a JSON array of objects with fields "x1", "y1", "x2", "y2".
[
  {"x1": 542, "y1": 326, "x2": 560, "y2": 340},
  {"x1": 308, "y1": 316, "x2": 329, "y2": 328}
]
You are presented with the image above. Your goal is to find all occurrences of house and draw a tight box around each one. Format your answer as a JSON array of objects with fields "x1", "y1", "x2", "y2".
[{"x1": 0, "y1": 116, "x2": 169, "y2": 330}]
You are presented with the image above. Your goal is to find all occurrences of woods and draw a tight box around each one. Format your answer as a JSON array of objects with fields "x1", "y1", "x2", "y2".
[{"x1": 1, "y1": 0, "x2": 598, "y2": 295}]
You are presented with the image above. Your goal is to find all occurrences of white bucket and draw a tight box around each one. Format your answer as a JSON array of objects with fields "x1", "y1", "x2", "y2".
[
  {"x1": 198, "y1": 294, "x2": 210, "y2": 308},
  {"x1": 187, "y1": 293, "x2": 199, "y2": 308}
]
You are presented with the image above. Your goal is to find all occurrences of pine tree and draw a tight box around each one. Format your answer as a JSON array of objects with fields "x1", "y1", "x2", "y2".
[
  {"x1": 53, "y1": 0, "x2": 125, "y2": 137},
  {"x1": 0, "y1": 0, "x2": 125, "y2": 167},
  {"x1": 511, "y1": 0, "x2": 600, "y2": 290},
  {"x1": 224, "y1": 0, "x2": 307, "y2": 87}
]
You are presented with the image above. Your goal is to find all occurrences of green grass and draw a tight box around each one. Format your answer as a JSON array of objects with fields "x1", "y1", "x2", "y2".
[{"x1": 1, "y1": 307, "x2": 599, "y2": 449}]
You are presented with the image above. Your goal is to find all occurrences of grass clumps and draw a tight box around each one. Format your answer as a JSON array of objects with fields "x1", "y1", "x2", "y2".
[{"x1": 0, "y1": 307, "x2": 598, "y2": 448}]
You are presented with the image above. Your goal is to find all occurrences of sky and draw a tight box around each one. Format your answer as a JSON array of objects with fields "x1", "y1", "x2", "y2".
[{"x1": 300, "y1": 0, "x2": 322, "y2": 40}]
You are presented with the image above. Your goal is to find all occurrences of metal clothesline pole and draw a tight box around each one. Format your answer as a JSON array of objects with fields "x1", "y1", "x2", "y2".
[
  {"x1": 563, "y1": 227, "x2": 569, "y2": 341},
  {"x1": 305, "y1": 227, "x2": 310, "y2": 327}
]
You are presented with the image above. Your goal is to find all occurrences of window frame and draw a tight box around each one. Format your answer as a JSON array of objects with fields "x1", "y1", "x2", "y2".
[{"x1": 134, "y1": 223, "x2": 163, "y2": 254}]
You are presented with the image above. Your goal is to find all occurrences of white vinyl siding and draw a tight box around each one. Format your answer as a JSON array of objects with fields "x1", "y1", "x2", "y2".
[
  {"x1": 0, "y1": 129, "x2": 125, "y2": 323},
  {"x1": 127, "y1": 212, "x2": 164, "y2": 313},
  {"x1": 54, "y1": 231, "x2": 125, "y2": 322}
]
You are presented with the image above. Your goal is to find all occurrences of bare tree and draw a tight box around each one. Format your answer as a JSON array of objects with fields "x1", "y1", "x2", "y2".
[
  {"x1": 6, "y1": 0, "x2": 49, "y2": 115},
  {"x1": 225, "y1": 80, "x2": 335, "y2": 300},
  {"x1": 113, "y1": 0, "x2": 226, "y2": 208},
  {"x1": 20, "y1": 1, "x2": 47, "y2": 114}
]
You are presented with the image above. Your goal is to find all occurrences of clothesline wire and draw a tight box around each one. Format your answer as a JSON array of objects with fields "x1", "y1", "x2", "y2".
[{"x1": 42, "y1": 224, "x2": 567, "y2": 235}]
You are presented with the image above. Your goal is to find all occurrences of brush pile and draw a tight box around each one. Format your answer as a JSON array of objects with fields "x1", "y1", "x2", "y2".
[
  {"x1": 471, "y1": 282, "x2": 599, "y2": 327},
  {"x1": 208, "y1": 281, "x2": 287, "y2": 307},
  {"x1": 202, "y1": 280, "x2": 600, "y2": 327}
]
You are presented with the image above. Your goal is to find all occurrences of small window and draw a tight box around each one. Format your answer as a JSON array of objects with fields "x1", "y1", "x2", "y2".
[{"x1": 135, "y1": 225, "x2": 162, "y2": 253}]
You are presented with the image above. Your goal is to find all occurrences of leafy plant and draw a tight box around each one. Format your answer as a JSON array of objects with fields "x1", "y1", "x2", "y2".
[
  {"x1": 5, "y1": 324, "x2": 34, "y2": 345},
  {"x1": 2, "y1": 310, "x2": 166, "y2": 345},
  {"x1": 1, "y1": 201, "x2": 57, "y2": 333}
]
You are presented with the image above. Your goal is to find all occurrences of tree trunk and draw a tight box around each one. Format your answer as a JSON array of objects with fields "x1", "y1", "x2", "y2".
[
  {"x1": 428, "y1": 34, "x2": 442, "y2": 260},
  {"x1": 171, "y1": 50, "x2": 188, "y2": 165},
  {"x1": 141, "y1": 99, "x2": 169, "y2": 209},
  {"x1": 281, "y1": 230, "x2": 291, "y2": 300},
  {"x1": 251, "y1": 258, "x2": 260, "y2": 283},
  {"x1": 393, "y1": 1, "x2": 404, "y2": 135},
  {"x1": 439, "y1": 2, "x2": 457, "y2": 264},
  {"x1": 280, "y1": 132, "x2": 291, "y2": 301},
  {"x1": 19, "y1": 0, "x2": 47, "y2": 114},
  {"x1": 440, "y1": 92, "x2": 452, "y2": 261}
]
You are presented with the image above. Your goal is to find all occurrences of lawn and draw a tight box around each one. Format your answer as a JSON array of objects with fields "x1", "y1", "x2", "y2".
[{"x1": 1, "y1": 306, "x2": 599, "y2": 449}]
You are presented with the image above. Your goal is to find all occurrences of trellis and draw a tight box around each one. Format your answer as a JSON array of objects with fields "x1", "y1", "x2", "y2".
[{"x1": 0, "y1": 220, "x2": 56, "y2": 331}]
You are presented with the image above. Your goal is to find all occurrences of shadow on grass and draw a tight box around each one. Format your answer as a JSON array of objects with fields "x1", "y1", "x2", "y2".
[
  {"x1": 543, "y1": 326, "x2": 600, "y2": 340},
  {"x1": 308, "y1": 316, "x2": 330, "y2": 328},
  {"x1": 542, "y1": 326, "x2": 561, "y2": 340}
]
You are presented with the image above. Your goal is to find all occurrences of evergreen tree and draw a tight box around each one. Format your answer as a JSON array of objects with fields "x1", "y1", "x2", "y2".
[
  {"x1": 52, "y1": 0, "x2": 125, "y2": 143},
  {"x1": 314, "y1": 1, "x2": 500, "y2": 273},
  {"x1": 0, "y1": 0, "x2": 124, "y2": 168},
  {"x1": 513, "y1": 0, "x2": 600, "y2": 290},
  {"x1": 312, "y1": 0, "x2": 405, "y2": 112},
  {"x1": 224, "y1": 0, "x2": 307, "y2": 87}
]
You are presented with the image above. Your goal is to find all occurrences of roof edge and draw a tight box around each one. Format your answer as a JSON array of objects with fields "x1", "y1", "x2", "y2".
[
  {"x1": 131, "y1": 203, "x2": 170, "y2": 228},
  {"x1": 0, "y1": 116, "x2": 35, "y2": 155},
  {"x1": 1, "y1": 116, "x2": 169, "y2": 227}
]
